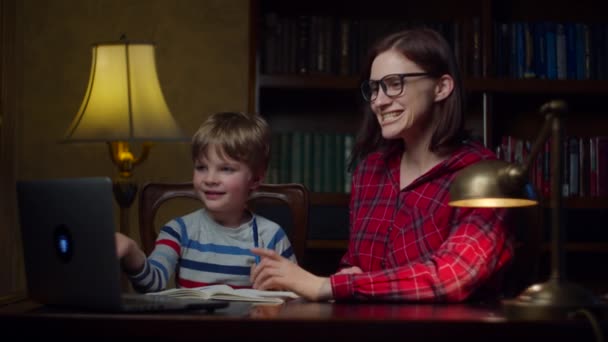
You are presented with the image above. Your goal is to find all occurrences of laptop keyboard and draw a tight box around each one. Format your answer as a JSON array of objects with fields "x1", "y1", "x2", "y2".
[{"x1": 121, "y1": 293, "x2": 228, "y2": 312}]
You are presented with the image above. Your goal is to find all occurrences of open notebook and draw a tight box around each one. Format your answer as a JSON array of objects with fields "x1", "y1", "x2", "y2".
[
  {"x1": 16, "y1": 177, "x2": 229, "y2": 313},
  {"x1": 147, "y1": 285, "x2": 299, "y2": 304}
]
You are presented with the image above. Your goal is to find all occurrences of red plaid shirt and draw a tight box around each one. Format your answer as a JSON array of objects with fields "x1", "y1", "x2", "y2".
[{"x1": 330, "y1": 141, "x2": 513, "y2": 302}]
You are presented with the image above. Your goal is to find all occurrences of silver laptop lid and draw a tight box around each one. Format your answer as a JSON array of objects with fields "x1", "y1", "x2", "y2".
[{"x1": 17, "y1": 177, "x2": 124, "y2": 311}]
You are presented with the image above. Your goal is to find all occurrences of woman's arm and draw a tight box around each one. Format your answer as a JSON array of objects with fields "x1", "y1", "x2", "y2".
[
  {"x1": 330, "y1": 207, "x2": 513, "y2": 302},
  {"x1": 251, "y1": 207, "x2": 511, "y2": 302}
]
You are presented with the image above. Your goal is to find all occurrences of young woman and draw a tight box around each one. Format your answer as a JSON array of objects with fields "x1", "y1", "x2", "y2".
[{"x1": 251, "y1": 28, "x2": 513, "y2": 303}]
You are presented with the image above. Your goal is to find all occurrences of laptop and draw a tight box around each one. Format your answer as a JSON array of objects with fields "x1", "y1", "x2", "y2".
[{"x1": 16, "y1": 177, "x2": 229, "y2": 313}]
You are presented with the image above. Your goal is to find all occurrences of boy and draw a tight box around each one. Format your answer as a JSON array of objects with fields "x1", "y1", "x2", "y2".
[{"x1": 115, "y1": 112, "x2": 296, "y2": 292}]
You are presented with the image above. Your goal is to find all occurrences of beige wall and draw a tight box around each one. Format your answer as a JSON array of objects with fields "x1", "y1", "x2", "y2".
[{"x1": 3, "y1": 0, "x2": 250, "y2": 297}]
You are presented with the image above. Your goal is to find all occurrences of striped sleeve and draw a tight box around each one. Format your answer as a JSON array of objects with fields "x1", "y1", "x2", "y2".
[
  {"x1": 256, "y1": 215, "x2": 298, "y2": 264},
  {"x1": 129, "y1": 218, "x2": 186, "y2": 292},
  {"x1": 269, "y1": 227, "x2": 296, "y2": 263}
]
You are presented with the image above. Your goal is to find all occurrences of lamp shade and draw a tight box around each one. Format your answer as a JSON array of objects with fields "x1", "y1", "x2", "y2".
[
  {"x1": 448, "y1": 159, "x2": 537, "y2": 207},
  {"x1": 64, "y1": 41, "x2": 185, "y2": 142}
]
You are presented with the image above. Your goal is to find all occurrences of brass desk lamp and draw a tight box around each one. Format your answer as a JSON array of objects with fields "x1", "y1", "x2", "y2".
[
  {"x1": 62, "y1": 36, "x2": 186, "y2": 235},
  {"x1": 449, "y1": 100, "x2": 603, "y2": 319}
]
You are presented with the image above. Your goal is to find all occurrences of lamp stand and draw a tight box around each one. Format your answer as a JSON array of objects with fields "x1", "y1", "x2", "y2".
[
  {"x1": 502, "y1": 101, "x2": 603, "y2": 320},
  {"x1": 112, "y1": 178, "x2": 137, "y2": 235},
  {"x1": 108, "y1": 141, "x2": 152, "y2": 235}
]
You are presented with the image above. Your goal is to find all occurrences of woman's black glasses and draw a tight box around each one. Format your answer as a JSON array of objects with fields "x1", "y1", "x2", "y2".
[{"x1": 361, "y1": 72, "x2": 430, "y2": 102}]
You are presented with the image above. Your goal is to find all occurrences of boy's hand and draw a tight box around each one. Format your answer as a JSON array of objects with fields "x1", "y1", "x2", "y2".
[
  {"x1": 250, "y1": 248, "x2": 333, "y2": 302},
  {"x1": 114, "y1": 232, "x2": 146, "y2": 273},
  {"x1": 115, "y1": 232, "x2": 133, "y2": 258}
]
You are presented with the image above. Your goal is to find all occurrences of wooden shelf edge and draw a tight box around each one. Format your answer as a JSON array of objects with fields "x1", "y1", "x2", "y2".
[
  {"x1": 259, "y1": 74, "x2": 608, "y2": 94},
  {"x1": 541, "y1": 197, "x2": 608, "y2": 209},
  {"x1": 466, "y1": 78, "x2": 608, "y2": 94},
  {"x1": 541, "y1": 242, "x2": 608, "y2": 253},
  {"x1": 308, "y1": 242, "x2": 608, "y2": 252},
  {"x1": 309, "y1": 194, "x2": 608, "y2": 208},
  {"x1": 259, "y1": 74, "x2": 359, "y2": 89},
  {"x1": 309, "y1": 242, "x2": 608, "y2": 252}
]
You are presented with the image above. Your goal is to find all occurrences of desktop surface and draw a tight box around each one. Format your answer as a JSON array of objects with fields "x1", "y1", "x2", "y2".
[{"x1": 1, "y1": 298, "x2": 606, "y2": 341}]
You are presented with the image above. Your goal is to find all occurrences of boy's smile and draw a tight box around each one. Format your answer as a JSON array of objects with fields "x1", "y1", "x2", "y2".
[{"x1": 202, "y1": 190, "x2": 225, "y2": 200}]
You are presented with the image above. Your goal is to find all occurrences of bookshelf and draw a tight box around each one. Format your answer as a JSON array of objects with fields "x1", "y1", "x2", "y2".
[{"x1": 248, "y1": 0, "x2": 608, "y2": 283}]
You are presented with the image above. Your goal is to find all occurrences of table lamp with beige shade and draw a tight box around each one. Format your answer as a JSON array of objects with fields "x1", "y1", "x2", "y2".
[{"x1": 62, "y1": 36, "x2": 186, "y2": 235}]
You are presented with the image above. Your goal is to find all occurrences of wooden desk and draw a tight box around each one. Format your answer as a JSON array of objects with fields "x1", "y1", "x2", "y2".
[{"x1": 1, "y1": 299, "x2": 605, "y2": 341}]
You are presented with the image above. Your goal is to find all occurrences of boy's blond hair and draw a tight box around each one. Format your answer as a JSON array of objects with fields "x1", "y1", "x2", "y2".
[{"x1": 191, "y1": 112, "x2": 270, "y2": 177}]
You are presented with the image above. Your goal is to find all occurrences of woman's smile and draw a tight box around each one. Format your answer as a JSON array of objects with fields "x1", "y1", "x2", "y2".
[{"x1": 379, "y1": 110, "x2": 404, "y2": 123}]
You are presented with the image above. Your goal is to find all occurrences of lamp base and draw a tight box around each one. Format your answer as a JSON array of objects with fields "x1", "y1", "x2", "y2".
[
  {"x1": 502, "y1": 279, "x2": 605, "y2": 320},
  {"x1": 112, "y1": 178, "x2": 138, "y2": 235},
  {"x1": 112, "y1": 178, "x2": 137, "y2": 208}
]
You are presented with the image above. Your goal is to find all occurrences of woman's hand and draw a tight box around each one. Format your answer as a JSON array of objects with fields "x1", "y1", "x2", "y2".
[
  {"x1": 250, "y1": 248, "x2": 333, "y2": 302},
  {"x1": 335, "y1": 266, "x2": 363, "y2": 275}
]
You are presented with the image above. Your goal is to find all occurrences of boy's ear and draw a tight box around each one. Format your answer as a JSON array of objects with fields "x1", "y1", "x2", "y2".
[{"x1": 250, "y1": 172, "x2": 265, "y2": 190}]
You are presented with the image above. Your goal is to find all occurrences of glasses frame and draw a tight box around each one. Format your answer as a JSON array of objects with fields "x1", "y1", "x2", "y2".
[{"x1": 361, "y1": 72, "x2": 430, "y2": 102}]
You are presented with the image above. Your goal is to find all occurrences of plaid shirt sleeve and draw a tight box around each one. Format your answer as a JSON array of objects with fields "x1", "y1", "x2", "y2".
[
  {"x1": 331, "y1": 206, "x2": 512, "y2": 302},
  {"x1": 330, "y1": 143, "x2": 513, "y2": 302}
]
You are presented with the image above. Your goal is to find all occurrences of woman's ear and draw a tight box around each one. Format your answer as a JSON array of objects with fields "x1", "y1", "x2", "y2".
[{"x1": 434, "y1": 74, "x2": 454, "y2": 102}]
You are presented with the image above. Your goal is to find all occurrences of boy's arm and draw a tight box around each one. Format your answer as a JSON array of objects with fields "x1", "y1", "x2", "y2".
[{"x1": 115, "y1": 232, "x2": 146, "y2": 273}]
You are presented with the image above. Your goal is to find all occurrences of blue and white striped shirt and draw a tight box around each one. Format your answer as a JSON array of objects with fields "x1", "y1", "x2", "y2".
[{"x1": 129, "y1": 209, "x2": 296, "y2": 292}]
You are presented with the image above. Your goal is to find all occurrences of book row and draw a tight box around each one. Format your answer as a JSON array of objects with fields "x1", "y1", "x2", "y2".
[
  {"x1": 261, "y1": 13, "x2": 608, "y2": 81},
  {"x1": 261, "y1": 13, "x2": 479, "y2": 78},
  {"x1": 495, "y1": 22, "x2": 608, "y2": 81},
  {"x1": 265, "y1": 131, "x2": 355, "y2": 193},
  {"x1": 498, "y1": 135, "x2": 608, "y2": 199}
]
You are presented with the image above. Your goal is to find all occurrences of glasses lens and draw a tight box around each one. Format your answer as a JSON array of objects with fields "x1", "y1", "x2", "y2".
[
  {"x1": 361, "y1": 75, "x2": 407, "y2": 101},
  {"x1": 382, "y1": 75, "x2": 404, "y2": 97},
  {"x1": 361, "y1": 80, "x2": 378, "y2": 101}
]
